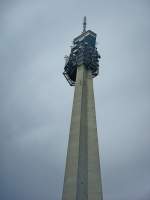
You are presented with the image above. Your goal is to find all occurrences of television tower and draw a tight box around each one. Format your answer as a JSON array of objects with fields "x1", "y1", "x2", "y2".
[{"x1": 62, "y1": 17, "x2": 103, "y2": 200}]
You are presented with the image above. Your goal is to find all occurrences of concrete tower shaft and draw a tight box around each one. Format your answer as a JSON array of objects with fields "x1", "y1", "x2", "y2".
[{"x1": 62, "y1": 64, "x2": 103, "y2": 200}]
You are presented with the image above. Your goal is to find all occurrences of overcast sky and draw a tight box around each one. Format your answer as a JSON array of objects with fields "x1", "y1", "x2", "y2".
[{"x1": 1, "y1": 0, "x2": 150, "y2": 200}]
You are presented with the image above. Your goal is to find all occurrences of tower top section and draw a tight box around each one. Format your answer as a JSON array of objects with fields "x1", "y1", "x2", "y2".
[
  {"x1": 83, "y1": 16, "x2": 86, "y2": 33},
  {"x1": 63, "y1": 17, "x2": 101, "y2": 86}
]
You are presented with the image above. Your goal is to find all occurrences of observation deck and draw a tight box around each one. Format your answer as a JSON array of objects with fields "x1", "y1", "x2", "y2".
[{"x1": 63, "y1": 30, "x2": 101, "y2": 86}]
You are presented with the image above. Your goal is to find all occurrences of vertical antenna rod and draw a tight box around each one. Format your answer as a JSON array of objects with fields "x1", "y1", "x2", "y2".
[{"x1": 83, "y1": 16, "x2": 87, "y2": 33}]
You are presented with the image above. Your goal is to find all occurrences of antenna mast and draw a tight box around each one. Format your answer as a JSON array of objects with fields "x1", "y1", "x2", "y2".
[{"x1": 83, "y1": 16, "x2": 87, "y2": 33}]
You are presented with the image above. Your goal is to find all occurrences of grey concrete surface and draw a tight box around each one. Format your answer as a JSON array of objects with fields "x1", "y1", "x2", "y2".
[{"x1": 62, "y1": 64, "x2": 103, "y2": 200}]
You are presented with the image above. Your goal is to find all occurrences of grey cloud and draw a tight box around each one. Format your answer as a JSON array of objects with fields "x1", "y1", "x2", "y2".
[{"x1": 1, "y1": 0, "x2": 150, "y2": 200}]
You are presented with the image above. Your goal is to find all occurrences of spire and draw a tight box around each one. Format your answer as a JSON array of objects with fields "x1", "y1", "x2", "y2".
[{"x1": 83, "y1": 16, "x2": 86, "y2": 33}]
